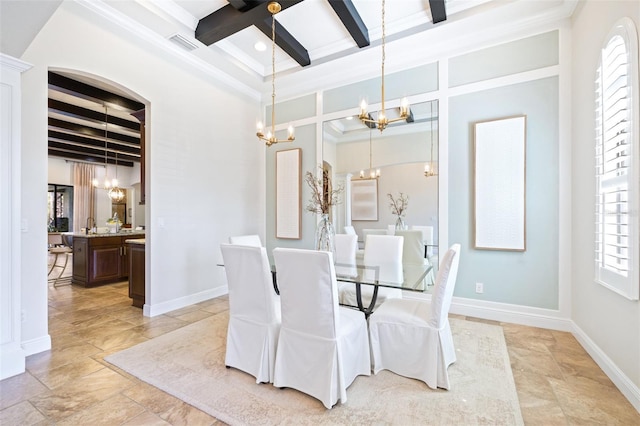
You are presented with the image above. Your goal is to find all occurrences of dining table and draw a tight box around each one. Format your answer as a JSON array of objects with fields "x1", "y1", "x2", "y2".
[{"x1": 334, "y1": 262, "x2": 433, "y2": 317}]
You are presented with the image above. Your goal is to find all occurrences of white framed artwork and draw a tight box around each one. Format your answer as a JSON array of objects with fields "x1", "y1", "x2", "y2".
[
  {"x1": 351, "y1": 178, "x2": 378, "y2": 221},
  {"x1": 473, "y1": 115, "x2": 526, "y2": 251},
  {"x1": 276, "y1": 148, "x2": 301, "y2": 239}
]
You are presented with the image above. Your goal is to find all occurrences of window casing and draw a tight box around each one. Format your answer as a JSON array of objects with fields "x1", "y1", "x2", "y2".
[{"x1": 594, "y1": 17, "x2": 639, "y2": 300}]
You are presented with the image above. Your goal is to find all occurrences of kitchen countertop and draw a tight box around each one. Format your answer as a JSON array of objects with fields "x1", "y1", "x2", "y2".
[
  {"x1": 65, "y1": 230, "x2": 146, "y2": 238},
  {"x1": 125, "y1": 238, "x2": 145, "y2": 245}
]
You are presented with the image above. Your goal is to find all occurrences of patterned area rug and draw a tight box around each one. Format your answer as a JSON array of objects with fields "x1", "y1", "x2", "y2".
[{"x1": 106, "y1": 312, "x2": 523, "y2": 425}]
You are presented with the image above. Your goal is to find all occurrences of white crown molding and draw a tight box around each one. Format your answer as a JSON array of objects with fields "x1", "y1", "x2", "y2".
[
  {"x1": 0, "y1": 53, "x2": 33, "y2": 73},
  {"x1": 138, "y1": 0, "x2": 199, "y2": 31},
  {"x1": 75, "y1": 0, "x2": 260, "y2": 101}
]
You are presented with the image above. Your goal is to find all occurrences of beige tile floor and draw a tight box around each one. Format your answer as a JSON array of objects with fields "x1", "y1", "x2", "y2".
[{"x1": 1, "y1": 278, "x2": 639, "y2": 425}]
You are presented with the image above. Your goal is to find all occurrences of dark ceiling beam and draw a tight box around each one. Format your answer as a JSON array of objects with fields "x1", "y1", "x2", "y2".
[
  {"x1": 48, "y1": 130, "x2": 141, "y2": 155},
  {"x1": 48, "y1": 72, "x2": 145, "y2": 112},
  {"x1": 47, "y1": 148, "x2": 135, "y2": 168},
  {"x1": 48, "y1": 99, "x2": 141, "y2": 132},
  {"x1": 428, "y1": 0, "x2": 447, "y2": 24},
  {"x1": 48, "y1": 118, "x2": 140, "y2": 146},
  {"x1": 195, "y1": 0, "x2": 309, "y2": 66},
  {"x1": 254, "y1": 18, "x2": 310, "y2": 67},
  {"x1": 328, "y1": 0, "x2": 369, "y2": 48}
]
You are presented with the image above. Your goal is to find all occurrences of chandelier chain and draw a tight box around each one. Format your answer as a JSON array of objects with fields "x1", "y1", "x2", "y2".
[
  {"x1": 271, "y1": 11, "x2": 276, "y2": 134},
  {"x1": 381, "y1": 0, "x2": 385, "y2": 111}
]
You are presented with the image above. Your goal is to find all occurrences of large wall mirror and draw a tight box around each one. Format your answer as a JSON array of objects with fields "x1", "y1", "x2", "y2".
[{"x1": 322, "y1": 100, "x2": 439, "y2": 262}]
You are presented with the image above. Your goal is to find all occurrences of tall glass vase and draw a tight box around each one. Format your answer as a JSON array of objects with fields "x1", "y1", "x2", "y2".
[
  {"x1": 395, "y1": 215, "x2": 406, "y2": 231},
  {"x1": 315, "y1": 213, "x2": 335, "y2": 256}
]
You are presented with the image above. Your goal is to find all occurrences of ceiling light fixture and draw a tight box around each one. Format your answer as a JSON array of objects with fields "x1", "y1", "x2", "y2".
[
  {"x1": 358, "y1": 0, "x2": 410, "y2": 132},
  {"x1": 92, "y1": 105, "x2": 125, "y2": 202},
  {"x1": 256, "y1": 1, "x2": 295, "y2": 147},
  {"x1": 360, "y1": 127, "x2": 380, "y2": 179},
  {"x1": 254, "y1": 41, "x2": 267, "y2": 52},
  {"x1": 424, "y1": 102, "x2": 437, "y2": 178}
]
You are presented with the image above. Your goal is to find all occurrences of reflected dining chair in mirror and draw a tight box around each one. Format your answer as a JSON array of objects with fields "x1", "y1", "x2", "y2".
[
  {"x1": 339, "y1": 234, "x2": 403, "y2": 309},
  {"x1": 333, "y1": 234, "x2": 358, "y2": 278},
  {"x1": 395, "y1": 229, "x2": 435, "y2": 286},
  {"x1": 220, "y1": 243, "x2": 281, "y2": 383},
  {"x1": 368, "y1": 244, "x2": 461, "y2": 390},
  {"x1": 344, "y1": 225, "x2": 356, "y2": 236},
  {"x1": 272, "y1": 248, "x2": 370, "y2": 409},
  {"x1": 228, "y1": 234, "x2": 262, "y2": 246}
]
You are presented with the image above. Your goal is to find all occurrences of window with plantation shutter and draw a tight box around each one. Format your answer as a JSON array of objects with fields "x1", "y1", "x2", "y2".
[{"x1": 594, "y1": 18, "x2": 639, "y2": 300}]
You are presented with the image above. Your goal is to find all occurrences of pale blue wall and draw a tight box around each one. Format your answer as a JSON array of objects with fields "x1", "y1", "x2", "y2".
[{"x1": 449, "y1": 77, "x2": 559, "y2": 308}]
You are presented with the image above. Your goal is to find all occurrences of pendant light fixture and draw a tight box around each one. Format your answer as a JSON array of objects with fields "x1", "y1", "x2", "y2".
[
  {"x1": 360, "y1": 127, "x2": 381, "y2": 179},
  {"x1": 358, "y1": 0, "x2": 410, "y2": 132},
  {"x1": 256, "y1": 1, "x2": 295, "y2": 147},
  {"x1": 424, "y1": 101, "x2": 437, "y2": 178},
  {"x1": 92, "y1": 105, "x2": 125, "y2": 202}
]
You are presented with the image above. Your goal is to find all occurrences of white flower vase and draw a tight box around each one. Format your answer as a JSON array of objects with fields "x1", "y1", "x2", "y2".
[{"x1": 315, "y1": 214, "x2": 336, "y2": 257}]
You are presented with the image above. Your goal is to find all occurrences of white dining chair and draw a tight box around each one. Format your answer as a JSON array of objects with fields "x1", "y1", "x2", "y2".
[
  {"x1": 386, "y1": 225, "x2": 395, "y2": 235},
  {"x1": 339, "y1": 234, "x2": 403, "y2": 309},
  {"x1": 411, "y1": 225, "x2": 434, "y2": 256},
  {"x1": 272, "y1": 248, "x2": 370, "y2": 409},
  {"x1": 395, "y1": 229, "x2": 435, "y2": 286},
  {"x1": 344, "y1": 225, "x2": 356, "y2": 236},
  {"x1": 334, "y1": 234, "x2": 358, "y2": 278},
  {"x1": 228, "y1": 234, "x2": 262, "y2": 246},
  {"x1": 220, "y1": 243, "x2": 280, "y2": 383},
  {"x1": 368, "y1": 244, "x2": 461, "y2": 390}
]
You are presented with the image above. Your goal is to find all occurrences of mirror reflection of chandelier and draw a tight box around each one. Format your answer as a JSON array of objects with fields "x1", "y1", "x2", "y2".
[
  {"x1": 92, "y1": 105, "x2": 125, "y2": 202},
  {"x1": 358, "y1": 0, "x2": 410, "y2": 132},
  {"x1": 256, "y1": 1, "x2": 295, "y2": 147},
  {"x1": 424, "y1": 102, "x2": 437, "y2": 178},
  {"x1": 360, "y1": 128, "x2": 380, "y2": 179}
]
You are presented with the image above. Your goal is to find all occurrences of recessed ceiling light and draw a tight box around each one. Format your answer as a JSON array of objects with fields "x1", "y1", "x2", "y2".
[
  {"x1": 254, "y1": 41, "x2": 267, "y2": 52},
  {"x1": 345, "y1": 116, "x2": 353, "y2": 120}
]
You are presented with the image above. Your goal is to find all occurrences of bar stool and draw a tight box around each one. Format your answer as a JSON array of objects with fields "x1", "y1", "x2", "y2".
[{"x1": 48, "y1": 245, "x2": 72, "y2": 287}]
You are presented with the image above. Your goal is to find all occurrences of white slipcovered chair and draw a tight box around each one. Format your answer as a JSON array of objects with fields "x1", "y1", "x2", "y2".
[
  {"x1": 411, "y1": 225, "x2": 434, "y2": 257},
  {"x1": 333, "y1": 234, "x2": 358, "y2": 278},
  {"x1": 344, "y1": 225, "x2": 356, "y2": 235},
  {"x1": 220, "y1": 243, "x2": 280, "y2": 383},
  {"x1": 395, "y1": 229, "x2": 435, "y2": 287},
  {"x1": 228, "y1": 234, "x2": 262, "y2": 246},
  {"x1": 339, "y1": 234, "x2": 403, "y2": 309},
  {"x1": 272, "y1": 248, "x2": 370, "y2": 409},
  {"x1": 368, "y1": 244, "x2": 461, "y2": 390}
]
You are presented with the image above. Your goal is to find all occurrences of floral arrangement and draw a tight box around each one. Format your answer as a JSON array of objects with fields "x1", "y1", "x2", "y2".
[
  {"x1": 387, "y1": 192, "x2": 409, "y2": 217},
  {"x1": 305, "y1": 169, "x2": 344, "y2": 215}
]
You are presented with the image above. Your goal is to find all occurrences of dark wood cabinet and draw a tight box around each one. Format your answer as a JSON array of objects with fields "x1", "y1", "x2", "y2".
[
  {"x1": 127, "y1": 241, "x2": 145, "y2": 308},
  {"x1": 72, "y1": 233, "x2": 144, "y2": 287}
]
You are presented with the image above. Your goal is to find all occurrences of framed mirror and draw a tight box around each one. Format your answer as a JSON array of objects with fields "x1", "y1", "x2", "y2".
[{"x1": 322, "y1": 100, "x2": 439, "y2": 261}]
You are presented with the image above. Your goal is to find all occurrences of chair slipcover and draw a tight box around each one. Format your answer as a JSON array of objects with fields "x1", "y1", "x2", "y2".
[
  {"x1": 386, "y1": 225, "x2": 396, "y2": 235},
  {"x1": 272, "y1": 248, "x2": 370, "y2": 409},
  {"x1": 228, "y1": 234, "x2": 262, "y2": 246},
  {"x1": 395, "y1": 229, "x2": 435, "y2": 286},
  {"x1": 411, "y1": 225, "x2": 434, "y2": 256},
  {"x1": 343, "y1": 226, "x2": 356, "y2": 235},
  {"x1": 334, "y1": 234, "x2": 358, "y2": 278},
  {"x1": 339, "y1": 234, "x2": 403, "y2": 309},
  {"x1": 368, "y1": 244, "x2": 461, "y2": 390},
  {"x1": 220, "y1": 244, "x2": 280, "y2": 383}
]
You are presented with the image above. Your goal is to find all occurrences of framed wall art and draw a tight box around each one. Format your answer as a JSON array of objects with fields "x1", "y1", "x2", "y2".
[
  {"x1": 351, "y1": 178, "x2": 378, "y2": 221},
  {"x1": 276, "y1": 148, "x2": 302, "y2": 239},
  {"x1": 473, "y1": 115, "x2": 526, "y2": 251}
]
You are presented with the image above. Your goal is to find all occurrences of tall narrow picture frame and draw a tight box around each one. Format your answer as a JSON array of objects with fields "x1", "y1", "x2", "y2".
[
  {"x1": 276, "y1": 148, "x2": 302, "y2": 239},
  {"x1": 351, "y1": 178, "x2": 378, "y2": 221},
  {"x1": 473, "y1": 115, "x2": 526, "y2": 251}
]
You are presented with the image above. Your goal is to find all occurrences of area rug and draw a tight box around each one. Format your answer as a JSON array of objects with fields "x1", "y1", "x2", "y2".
[{"x1": 106, "y1": 312, "x2": 523, "y2": 425}]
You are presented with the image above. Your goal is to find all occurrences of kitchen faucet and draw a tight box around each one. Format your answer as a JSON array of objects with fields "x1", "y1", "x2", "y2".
[{"x1": 86, "y1": 217, "x2": 95, "y2": 234}]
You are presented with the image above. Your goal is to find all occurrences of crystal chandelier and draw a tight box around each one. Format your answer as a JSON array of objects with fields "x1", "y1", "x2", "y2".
[
  {"x1": 92, "y1": 105, "x2": 125, "y2": 202},
  {"x1": 256, "y1": 2, "x2": 295, "y2": 147},
  {"x1": 360, "y1": 128, "x2": 380, "y2": 179},
  {"x1": 358, "y1": 0, "x2": 410, "y2": 132}
]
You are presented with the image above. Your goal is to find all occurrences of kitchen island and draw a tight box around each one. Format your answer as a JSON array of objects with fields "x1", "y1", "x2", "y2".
[{"x1": 69, "y1": 230, "x2": 145, "y2": 288}]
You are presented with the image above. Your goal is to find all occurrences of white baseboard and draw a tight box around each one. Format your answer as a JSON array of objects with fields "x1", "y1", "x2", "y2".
[
  {"x1": 21, "y1": 334, "x2": 51, "y2": 356},
  {"x1": 0, "y1": 343, "x2": 26, "y2": 380},
  {"x1": 145, "y1": 286, "x2": 229, "y2": 317},
  {"x1": 572, "y1": 323, "x2": 640, "y2": 413}
]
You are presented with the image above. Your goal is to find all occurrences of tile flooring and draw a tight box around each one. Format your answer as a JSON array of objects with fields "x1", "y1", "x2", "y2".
[{"x1": 1, "y1": 280, "x2": 639, "y2": 425}]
